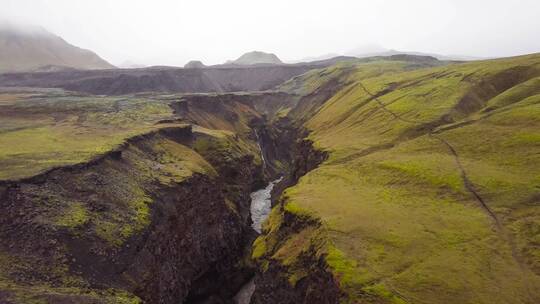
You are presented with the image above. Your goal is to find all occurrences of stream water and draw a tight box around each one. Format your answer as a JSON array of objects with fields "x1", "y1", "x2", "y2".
[
  {"x1": 233, "y1": 130, "x2": 283, "y2": 304},
  {"x1": 234, "y1": 177, "x2": 282, "y2": 304},
  {"x1": 250, "y1": 177, "x2": 283, "y2": 233}
]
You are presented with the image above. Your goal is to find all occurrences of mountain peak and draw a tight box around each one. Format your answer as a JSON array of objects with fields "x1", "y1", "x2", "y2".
[
  {"x1": 184, "y1": 60, "x2": 206, "y2": 69},
  {"x1": 232, "y1": 51, "x2": 282, "y2": 65},
  {"x1": 0, "y1": 23, "x2": 115, "y2": 73}
]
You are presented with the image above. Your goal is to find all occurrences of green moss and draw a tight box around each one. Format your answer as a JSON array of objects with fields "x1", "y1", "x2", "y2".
[
  {"x1": 275, "y1": 107, "x2": 292, "y2": 118},
  {"x1": 0, "y1": 250, "x2": 121, "y2": 304},
  {"x1": 253, "y1": 206, "x2": 285, "y2": 262},
  {"x1": 0, "y1": 285, "x2": 142, "y2": 304},
  {"x1": 377, "y1": 156, "x2": 465, "y2": 193},
  {"x1": 363, "y1": 283, "x2": 407, "y2": 304},
  {"x1": 325, "y1": 245, "x2": 362, "y2": 289},
  {"x1": 96, "y1": 221, "x2": 123, "y2": 247},
  {"x1": 283, "y1": 200, "x2": 314, "y2": 217},
  {"x1": 54, "y1": 202, "x2": 89, "y2": 228},
  {"x1": 192, "y1": 127, "x2": 261, "y2": 166},
  {"x1": 511, "y1": 132, "x2": 540, "y2": 144},
  {"x1": 0, "y1": 91, "x2": 267, "y2": 301},
  {"x1": 0, "y1": 94, "x2": 180, "y2": 181},
  {"x1": 484, "y1": 77, "x2": 540, "y2": 110},
  {"x1": 105, "y1": 289, "x2": 143, "y2": 304},
  {"x1": 287, "y1": 270, "x2": 308, "y2": 286},
  {"x1": 268, "y1": 53, "x2": 540, "y2": 303},
  {"x1": 262, "y1": 204, "x2": 285, "y2": 233},
  {"x1": 252, "y1": 237, "x2": 267, "y2": 259}
]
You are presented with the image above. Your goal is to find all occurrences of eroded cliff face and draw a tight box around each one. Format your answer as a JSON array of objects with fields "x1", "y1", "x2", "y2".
[
  {"x1": 0, "y1": 78, "x2": 356, "y2": 304},
  {"x1": 3, "y1": 53, "x2": 535, "y2": 304},
  {"x1": 248, "y1": 137, "x2": 338, "y2": 304},
  {"x1": 163, "y1": 92, "x2": 344, "y2": 304},
  {"x1": 0, "y1": 66, "x2": 316, "y2": 95},
  {"x1": 249, "y1": 54, "x2": 540, "y2": 304},
  {"x1": 0, "y1": 125, "x2": 263, "y2": 303},
  {"x1": 249, "y1": 206, "x2": 341, "y2": 304}
]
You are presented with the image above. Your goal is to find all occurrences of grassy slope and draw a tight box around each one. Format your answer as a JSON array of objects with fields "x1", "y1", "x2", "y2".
[
  {"x1": 0, "y1": 92, "x2": 179, "y2": 181},
  {"x1": 263, "y1": 54, "x2": 540, "y2": 303},
  {"x1": 0, "y1": 91, "x2": 257, "y2": 303},
  {"x1": 0, "y1": 131, "x2": 218, "y2": 303}
]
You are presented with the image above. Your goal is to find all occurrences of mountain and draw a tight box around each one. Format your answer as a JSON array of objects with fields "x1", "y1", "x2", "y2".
[
  {"x1": 0, "y1": 64, "x2": 317, "y2": 95},
  {"x1": 288, "y1": 53, "x2": 340, "y2": 63},
  {"x1": 346, "y1": 45, "x2": 484, "y2": 61},
  {"x1": 0, "y1": 55, "x2": 365, "y2": 95},
  {"x1": 291, "y1": 55, "x2": 359, "y2": 66},
  {"x1": 184, "y1": 60, "x2": 206, "y2": 69},
  {"x1": 230, "y1": 51, "x2": 283, "y2": 65},
  {"x1": 0, "y1": 23, "x2": 115, "y2": 73},
  {"x1": 354, "y1": 49, "x2": 484, "y2": 61}
]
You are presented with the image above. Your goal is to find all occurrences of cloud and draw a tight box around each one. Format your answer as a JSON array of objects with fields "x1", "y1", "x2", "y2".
[{"x1": 1, "y1": 0, "x2": 539, "y2": 66}]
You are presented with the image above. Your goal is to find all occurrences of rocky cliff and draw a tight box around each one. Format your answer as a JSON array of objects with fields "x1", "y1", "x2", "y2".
[{"x1": 0, "y1": 124, "x2": 262, "y2": 303}]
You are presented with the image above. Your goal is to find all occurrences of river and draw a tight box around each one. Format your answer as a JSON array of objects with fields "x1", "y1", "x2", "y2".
[
  {"x1": 233, "y1": 176, "x2": 282, "y2": 304},
  {"x1": 250, "y1": 177, "x2": 283, "y2": 233}
]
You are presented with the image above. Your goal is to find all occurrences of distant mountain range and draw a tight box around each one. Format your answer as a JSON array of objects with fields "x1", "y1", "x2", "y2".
[
  {"x1": 0, "y1": 22, "x2": 485, "y2": 75},
  {"x1": 347, "y1": 49, "x2": 485, "y2": 61},
  {"x1": 344, "y1": 44, "x2": 484, "y2": 61},
  {"x1": 290, "y1": 45, "x2": 485, "y2": 63},
  {"x1": 0, "y1": 23, "x2": 115, "y2": 73}
]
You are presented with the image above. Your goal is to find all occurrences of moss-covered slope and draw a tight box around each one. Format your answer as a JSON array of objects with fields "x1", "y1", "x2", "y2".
[
  {"x1": 253, "y1": 54, "x2": 540, "y2": 304},
  {"x1": 0, "y1": 91, "x2": 180, "y2": 181},
  {"x1": 0, "y1": 91, "x2": 265, "y2": 303}
]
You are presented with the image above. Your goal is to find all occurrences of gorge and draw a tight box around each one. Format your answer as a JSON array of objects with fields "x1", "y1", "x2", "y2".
[{"x1": 0, "y1": 53, "x2": 539, "y2": 304}]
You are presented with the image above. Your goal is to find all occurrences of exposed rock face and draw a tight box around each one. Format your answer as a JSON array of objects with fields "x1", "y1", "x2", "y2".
[
  {"x1": 171, "y1": 92, "x2": 302, "y2": 181},
  {"x1": 250, "y1": 211, "x2": 341, "y2": 304},
  {"x1": 234, "y1": 134, "x2": 342, "y2": 304},
  {"x1": 184, "y1": 60, "x2": 206, "y2": 69},
  {"x1": 249, "y1": 54, "x2": 540, "y2": 304},
  {"x1": 0, "y1": 86, "x2": 335, "y2": 303},
  {"x1": 248, "y1": 126, "x2": 337, "y2": 304},
  {"x1": 0, "y1": 23, "x2": 115, "y2": 73},
  {"x1": 0, "y1": 53, "x2": 409, "y2": 95},
  {"x1": 2, "y1": 52, "x2": 539, "y2": 304},
  {"x1": 0, "y1": 65, "x2": 314, "y2": 95},
  {"x1": 0, "y1": 126, "x2": 262, "y2": 303},
  {"x1": 231, "y1": 51, "x2": 283, "y2": 65}
]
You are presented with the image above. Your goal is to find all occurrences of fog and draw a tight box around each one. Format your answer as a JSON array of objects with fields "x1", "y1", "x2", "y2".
[{"x1": 2, "y1": 0, "x2": 540, "y2": 66}]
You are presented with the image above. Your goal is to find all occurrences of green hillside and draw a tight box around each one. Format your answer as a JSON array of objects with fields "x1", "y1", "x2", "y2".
[
  {"x1": 0, "y1": 92, "x2": 181, "y2": 181},
  {"x1": 0, "y1": 91, "x2": 263, "y2": 303},
  {"x1": 0, "y1": 54, "x2": 539, "y2": 303},
  {"x1": 254, "y1": 54, "x2": 540, "y2": 303}
]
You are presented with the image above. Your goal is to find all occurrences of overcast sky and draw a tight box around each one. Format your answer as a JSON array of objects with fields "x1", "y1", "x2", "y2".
[{"x1": 2, "y1": 0, "x2": 540, "y2": 66}]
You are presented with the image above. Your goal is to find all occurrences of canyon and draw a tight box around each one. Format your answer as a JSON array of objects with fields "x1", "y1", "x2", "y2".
[{"x1": 0, "y1": 52, "x2": 539, "y2": 304}]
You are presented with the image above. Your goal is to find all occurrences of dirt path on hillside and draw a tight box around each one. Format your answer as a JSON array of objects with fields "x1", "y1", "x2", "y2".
[
  {"x1": 350, "y1": 81, "x2": 528, "y2": 272},
  {"x1": 427, "y1": 134, "x2": 502, "y2": 225},
  {"x1": 356, "y1": 82, "x2": 499, "y2": 220}
]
